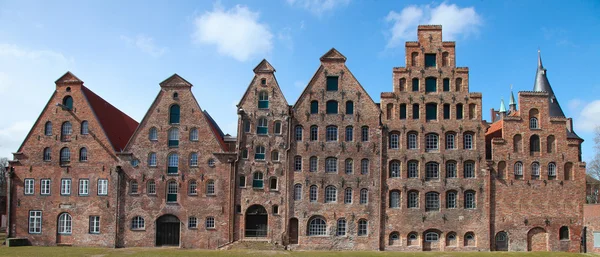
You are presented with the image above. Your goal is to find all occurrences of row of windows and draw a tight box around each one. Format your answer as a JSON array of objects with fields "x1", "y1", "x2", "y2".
[
  {"x1": 389, "y1": 231, "x2": 476, "y2": 247},
  {"x1": 130, "y1": 216, "x2": 216, "y2": 230},
  {"x1": 308, "y1": 100, "x2": 354, "y2": 115},
  {"x1": 293, "y1": 157, "x2": 371, "y2": 174},
  {"x1": 29, "y1": 212, "x2": 100, "y2": 234},
  {"x1": 512, "y1": 134, "x2": 555, "y2": 154},
  {"x1": 408, "y1": 52, "x2": 452, "y2": 69},
  {"x1": 243, "y1": 119, "x2": 283, "y2": 135},
  {"x1": 385, "y1": 103, "x2": 476, "y2": 121},
  {"x1": 44, "y1": 120, "x2": 88, "y2": 138},
  {"x1": 130, "y1": 179, "x2": 216, "y2": 197},
  {"x1": 294, "y1": 125, "x2": 369, "y2": 142},
  {"x1": 138, "y1": 152, "x2": 215, "y2": 169},
  {"x1": 307, "y1": 216, "x2": 369, "y2": 236},
  {"x1": 43, "y1": 147, "x2": 88, "y2": 163},
  {"x1": 398, "y1": 77, "x2": 463, "y2": 93},
  {"x1": 501, "y1": 161, "x2": 573, "y2": 180},
  {"x1": 148, "y1": 127, "x2": 199, "y2": 143},
  {"x1": 389, "y1": 131, "x2": 475, "y2": 150},
  {"x1": 293, "y1": 184, "x2": 369, "y2": 204},
  {"x1": 387, "y1": 190, "x2": 476, "y2": 210},
  {"x1": 387, "y1": 160, "x2": 476, "y2": 179},
  {"x1": 24, "y1": 178, "x2": 108, "y2": 196}
]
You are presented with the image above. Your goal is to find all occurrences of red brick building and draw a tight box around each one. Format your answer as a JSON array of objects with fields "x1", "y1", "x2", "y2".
[{"x1": 6, "y1": 25, "x2": 593, "y2": 252}]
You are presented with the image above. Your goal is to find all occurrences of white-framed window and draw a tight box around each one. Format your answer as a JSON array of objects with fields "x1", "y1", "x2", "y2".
[
  {"x1": 325, "y1": 186, "x2": 337, "y2": 203},
  {"x1": 548, "y1": 162, "x2": 557, "y2": 178},
  {"x1": 308, "y1": 217, "x2": 327, "y2": 236},
  {"x1": 345, "y1": 126, "x2": 353, "y2": 142},
  {"x1": 514, "y1": 162, "x2": 524, "y2": 177},
  {"x1": 425, "y1": 133, "x2": 439, "y2": 152},
  {"x1": 168, "y1": 127, "x2": 179, "y2": 147},
  {"x1": 390, "y1": 161, "x2": 400, "y2": 178},
  {"x1": 345, "y1": 159, "x2": 353, "y2": 174},
  {"x1": 28, "y1": 210, "x2": 42, "y2": 234},
  {"x1": 530, "y1": 117, "x2": 538, "y2": 129},
  {"x1": 190, "y1": 152, "x2": 198, "y2": 167},
  {"x1": 98, "y1": 179, "x2": 108, "y2": 195},
  {"x1": 360, "y1": 188, "x2": 368, "y2": 204},
  {"x1": 407, "y1": 132, "x2": 418, "y2": 149},
  {"x1": 131, "y1": 216, "x2": 145, "y2": 230},
  {"x1": 294, "y1": 184, "x2": 302, "y2": 201},
  {"x1": 309, "y1": 185, "x2": 317, "y2": 202},
  {"x1": 89, "y1": 216, "x2": 100, "y2": 234},
  {"x1": 81, "y1": 121, "x2": 89, "y2": 135},
  {"x1": 168, "y1": 153, "x2": 179, "y2": 174},
  {"x1": 257, "y1": 117, "x2": 268, "y2": 135},
  {"x1": 58, "y1": 213, "x2": 72, "y2": 234},
  {"x1": 44, "y1": 121, "x2": 52, "y2": 136},
  {"x1": 167, "y1": 180, "x2": 178, "y2": 202},
  {"x1": 61, "y1": 179, "x2": 71, "y2": 195},
  {"x1": 206, "y1": 180, "x2": 215, "y2": 195},
  {"x1": 258, "y1": 91, "x2": 269, "y2": 109},
  {"x1": 41, "y1": 179, "x2": 51, "y2": 195},
  {"x1": 389, "y1": 133, "x2": 400, "y2": 149},
  {"x1": 390, "y1": 191, "x2": 400, "y2": 208},
  {"x1": 206, "y1": 217, "x2": 215, "y2": 229},
  {"x1": 295, "y1": 126, "x2": 303, "y2": 141},
  {"x1": 446, "y1": 161, "x2": 457, "y2": 178},
  {"x1": 326, "y1": 126, "x2": 338, "y2": 141},
  {"x1": 464, "y1": 133, "x2": 474, "y2": 150},
  {"x1": 344, "y1": 188, "x2": 352, "y2": 204},
  {"x1": 274, "y1": 121, "x2": 282, "y2": 135},
  {"x1": 294, "y1": 156, "x2": 302, "y2": 171},
  {"x1": 336, "y1": 219, "x2": 346, "y2": 236},
  {"x1": 130, "y1": 180, "x2": 138, "y2": 194},
  {"x1": 446, "y1": 191, "x2": 457, "y2": 209},
  {"x1": 188, "y1": 216, "x2": 198, "y2": 228},
  {"x1": 425, "y1": 162, "x2": 439, "y2": 180},
  {"x1": 465, "y1": 191, "x2": 476, "y2": 209},
  {"x1": 79, "y1": 147, "x2": 88, "y2": 162},
  {"x1": 361, "y1": 159, "x2": 369, "y2": 175},
  {"x1": 408, "y1": 161, "x2": 419, "y2": 178},
  {"x1": 326, "y1": 157, "x2": 337, "y2": 173},
  {"x1": 425, "y1": 232, "x2": 439, "y2": 242},
  {"x1": 531, "y1": 162, "x2": 540, "y2": 179},
  {"x1": 25, "y1": 179, "x2": 34, "y2": 195},
  {"x1": 149, "y1": 127, "x2": 158, "y2": 141},
  {"x1": 358, "y1": 219, "x2": 368, "y2": 236},
  {"x1": 464, "y1": 161, "x2": 475, "y2": 178},
  {"x1": 188, "y1": 180, "x2": 197, "y2": 195},
  {"x1": 361, "y1": 126, "x2": 369, "y2": 142},
  {"x1": 309, "y1": 156, "x2": 317, "y2": 172},
  {"x1": 408, "y1": 191, "x2": 419, "y2": 208},
  {"x1": 310, "y1": 126, "x2": 318, "y2": 141},
  {"x1": 446, "y1": 133, "x2": 456, "y2": 149},
  {"x1": 79, "y1": 179, "x2": 89, "y2": 195},
  {"x1": 148, "y1": 152, "x2": 157, "y2": 167},
  {"x1": 255, "y1": 146, "x2": 265, "y2": 160},
  {"x1": 189, "y1": 128, "x2": 199, "y2": 141},
  {"x1": 425, "y1": 192, "x2": 440, "y2": 211},
  {"x1": 147, "y1": 180, "x2": 156, "y2": 195},
  {"x1": 60, "y1": 147, "x2": 71, "y2": 164}
]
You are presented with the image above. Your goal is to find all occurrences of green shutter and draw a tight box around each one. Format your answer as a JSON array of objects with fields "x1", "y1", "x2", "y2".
[
  {"x1": 443, "y1": 104, "x2": 450, "y2": 119},
  {"x1": 426, "y1": 104, "x2": 437, "y2": 120},
  {"x1": 169, "y1": 105, "x2": 180, "y2": 124},
  {"x1": 443, "y1": 79, "x2": 450, "y2": 91},
  {"x1": 346, "y1": 102, "x2": 354, "y2": 114},
  {"x1": 426, "y1": 78, "x2": 437, "y2": 92},
  {"x1": 168, "y1": 140, "x2": 179, "y2": 147},
  {"x1": 326, "y1": 101, "x2": 338, "y2": 114},
  {"x1": 412, "y1": 79, "x2": 419, "y2": 91},
  {"x1": 400, "y1": 105, "x2": 407, "y2": 119},
  {"x1": 425, "y1": 54, "x2": 436, "y2": 67},
  {"x1": 310, "y1": 101, "x2": 318, "y2": 114},
  {"x1": 255, "y1": 153, "x2": 265, "y2": 160},
  {"x1": 167, "y1": 193, "x2": 177, "y2": 202},
  {"x1": 167, "y1": 167, "x2": 178, "y2": 174},
  {"x1": 253, "y1": 179, "x2": 263, "y2": 188},
  {"x1": 258, "y1": 100, "x2": 269, "y2": 109},
  {"x1": 457, "y1": 105, "x2": 463, "y2": 119},
  {"x1": 326, "y1": 77, "x2": 338, "y2": 91},
  {"x1": 413, "y1": 104, "x2": 419, "y2": 119},
  {"x1": 257, "y1": 127, "x2": 268, "y2": 134}
]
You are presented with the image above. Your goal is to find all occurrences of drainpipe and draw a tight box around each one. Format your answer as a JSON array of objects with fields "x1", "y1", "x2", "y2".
[
  {"x1": 283, "y1": 107, "x2": 292, "y2": 247},
  {"x1": 6, "y1": 166, "x2": 13, "y2": 239},
  {"x1": 114, "y1": 166, "x2": 122, "y2": 248}
]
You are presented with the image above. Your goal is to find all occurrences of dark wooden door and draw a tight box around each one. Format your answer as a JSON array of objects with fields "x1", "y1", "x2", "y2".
[
  {"x1": 289, "y1": 218, "x2": 298, "y2": 244},
  {"x1": 496, "y1": 232, "x2": 508, "y2": 251},
  {"x1": 156, "y1": 215, "x2": 180, "y2": 246}
]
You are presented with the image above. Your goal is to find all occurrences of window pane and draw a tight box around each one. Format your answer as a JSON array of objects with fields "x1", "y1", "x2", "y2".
[
  {"x1": 425, "y1": 78, "x2": 437, "y2": 92},
  {"x1": 326, "y1": 77, "x2": 338, "y2": 91}
]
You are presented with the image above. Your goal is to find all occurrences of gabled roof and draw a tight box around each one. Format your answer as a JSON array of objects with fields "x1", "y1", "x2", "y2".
[
  {"x1": 55, "y1": 71, "x2": 83, "y2": 84},
  {"x1": 81, "y1": 86, "x2": 138, "y2": 151},
  {"x1": 320, "y1": 48, "x2": 347, "y2": 62},
  {"x1": 253, "y1": 59, "x2": 276, "y2": 73},
  {"x1": 533, "y1": 50, "x2": 565, "y2": 117},
  {"x1": 160, "y1": 73, "x2": 193, "y2": 88},
  {"x1": 203, "y1": 110, "x2": 228, "y2": 151},
  {"x1": 485, "y1": 120, "x2": 503, "y2": 136}
]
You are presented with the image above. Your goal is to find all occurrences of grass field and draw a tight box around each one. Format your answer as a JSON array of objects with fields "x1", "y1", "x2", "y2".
[{"x1": 0, "y1": 247, "x2": 596, "y2": 257}]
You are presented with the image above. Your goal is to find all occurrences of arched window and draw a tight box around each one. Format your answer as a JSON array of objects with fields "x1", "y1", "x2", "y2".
[
  {"x1": 358, "y1": 219, "x2": 368, "y2": 236},
  {"x1": 189, "y1": 128, "x2": 198, "y2": 141},
  {"x1": 446, "y1": 161, "x2": 457, "y2": 178},
  {"x1": 425, "y1": 192, "x2": 440, "y2": 211},
  {"x1": 344, "y1": 188, "x2": 352, "y2": 204},
  {"x1": 325, "y1": 186, "x2": 337, "y2": 203},
  {"x1": 455, "y1": 78, "x2": 462, "y2": 92},
  {"x1": 464, "y1": 190, "x2": 476, "y2": 209},
  {"x1": 345, "y1": 158, "x2": 353, "y2": 174},
  {"x1": 308, "y1": 217, "x2": 327, "y2": 236},
  {"x1": 412, "y1": 103, "x2": 420, "y2": 119},
  {"x1": 446, "y1": 190, "x2": 457, "y2": 209},
  {"x1": 326, "y1": 126, "x2": 338, "y2": 141},
  {"x1": 531, "y1": 162, "x2": 540, "y2": 179},
  {"x1": 361, "y1": 159, "x2": 369, "y2": 175},
  {"x1": 345, "y1": 101, "x2": 354, "y2": 115},
  {"x1": 464, "y1": 133, "x2": 474, "y2": 150},
  {"x1": 255, "y1": 146, "x2": 265, "y2": 160},
  {"x1": 514, "y1": 161, "x2": 524, "y2": 179},
  {"x1": 464, "y1": 232, "x2": 476, "y2": 247},
  {"x1": 243, "y1": 119, "x2": 251, "y2": 133},
  {"x1": 411, "y1": 52, "x2": 418, "y2": 67},
  {"x1": 547, "y1": 135, "x2": 555, "y2": 153},
  {"x1": 530, "y1": 135, "x2": 540, "y2": 153},
  {"x1": 295, "y1": 126, "x2": 303, "y2": 141},
  {"x1": 408, "y1": 191, "x2": 419, "y2": 208},
  {"x1": 399, "y1": 103, "x2": 407, "y2": 119},
  {"x1": 274, "y1": 121, "x2": 282, "y2": 134},
  {"x1": 310, "y1": 125, "x2": 318, "y2": 141},
  {"x1": 456, "y1": 103, "x2": 463, "y2": 119},
  {"x1": 408, "y1": 232, "x2": 418, "y2": 246},
  {"x1": 390, "y1": 190, "x2": 400, "y2": 208},
  {"x1": 548, "y1": 162, "x2": 557, "y2": 179},
  {"x1": 361, "y1": 126, "x2": 369, "y2": 142},
  {"x1": 79, "y1": 147, "x2": 88, "y2": 162},
  {"x1": 408, "y1": 160, "x2": 419, "y2": 178},
  {"x1": 310, "y1": 101, "x2": 318, "y2": 114},
  {"x1": 294, "y1": 184, "x2": 302, "y2": 200},
  {"x1": 168, "y1": 127, "x2": 179, "y2": 147},
  {"x1": 131, "y1": 216, "x2": 145, "y2": 230},
  {"x1": 425, "y1": 77, "x2": 437, "y2": 93},
  {"x1": 44, "y1": 121, "x2": 52, "y2": 136},
  {"x1": 189, "y1": 152, "x2": 198, "y2": 166},
  {"x1": 61, "y1": 121, "x2": 72, "y2": 141},
  {"x1": 149, "y1": 127, "x2": 158, "y2": 141},
  {"x1": 257, "y1": 117, "x2": 268, "y2": 134},
  {"x1": 390, "y1": 161, "x2": 400, "y2": 178},
  {"x1": 425, "y1": 231, "x2": 440, "y2": 242},
  {"x1": 167, "y1": 153, "x2": 178, "y2": 174},
  {"x1": 80, "y1": 121, "x2": 89, "y2": 135},
  {"x1": 529, "y1": 108, "x2": 539, "y2": 129},
  {"x1": 446, "y1": 132, "x2": 456, "y2": 149},
  {"x1": 345, "y1": 126, "x2": 353, "y2": 141},
  {"x1": 167, "y1": 180, "x2": 178, "y2": 202},
  {"x1": 336, "y1": 219, "x2": 346, "y2": 236},
  {"x1": 513, "y1": 134, "x2": 522, "y2": 153},
  {"x1": 43, "y1": 147, "x2": 51, "y2": 161},
  {"x1": 309, "y1": 185, "x2": 318, "y2": 202},
  {"x1": 58, "y1": 213, "x2": 72, "y2": 234},
  {"x1": 407, "y1": 132, "x2": 418, "y2": 149},
  {"x1": 559, "y1": 226, "x2": 569, "y2": 240},
  {"x1": 147, "y1": 180, "x2": 156, "y2": 195},
  {"x1": 360, "y1": 188, "x2": 368, "y2": 204},
  {"x1": 169, "y1": 104, "x2": 180, "y2": 124},
  {"x1": 389, "y1": 132, "x2": 400, "y2": 149},
  {"x1": 258, "y1": 91, "x2": 269, "y2": 109},
  {"x1": 62, "y1": 96, "x2": 73, "y2": 109},
  {"x1": 60, "y1": 147, "x2": 70, "y2": 164},
  {"x1": 447, "y1": 232, "x2": 457, "y2": 247},
  {"x1": 425, "y1": 162, "x2": 439, "y2": 180},
  {"x1": 326, "y1": 100, "x2": 338, "y2": 114},
  {"x1": 412, "y1": 78, "x2": 419, "y2": 91},
  {"x1": 252, "y1": 172, "x2": 263, "y2": 188},
  {"x1": 326, "y1": 157, "x2": 338, "y2": 173},
  {"x1": 269, "y1": 177, "x2": 277, "y2": 190},
  {"x1": 425, "y1": 133, "x2": 439, "y2": 151},
  {"x1": 464, "y1": 161, "x2": 475, "y2": 178},
  {"x1": 399, "y1": 78, "x2": 406, "y2": 91},
  {"x1": 309, "y1": 156, "x2": 317, "y2": 172},
  {"x1": 271, "y1": 150, "x2": 279, "y2": 162}
]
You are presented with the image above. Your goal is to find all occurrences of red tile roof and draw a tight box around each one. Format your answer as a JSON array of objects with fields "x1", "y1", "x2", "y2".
[
  {"x1": 203, "y1": 110, "x2": 229, "y2": 152},
  {"x1": 81, "y1": 86, "x2": 138, "y2": 152},
  {"x1": 485, "y1": 120, "x2": 503, "y2": 136}
]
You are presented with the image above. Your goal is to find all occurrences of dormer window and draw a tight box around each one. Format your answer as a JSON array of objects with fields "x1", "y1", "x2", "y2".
[
  {"x1": 326, "y1": 76, "x2": 338, "y2": 91},
  {"x1": 425, "y1": 54, "x2": 436, "y2": 68},
  {"x1": 62, "y1": 96, "x2": 73, "y2": 110},
  {"x1": 261, "y1": 78, "x2": 266, "y2": 85}
]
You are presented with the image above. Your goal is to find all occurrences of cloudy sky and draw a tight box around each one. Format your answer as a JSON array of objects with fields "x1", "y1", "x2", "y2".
[{"x1": 1, "y1": 0, "x2": 599, "y2": 162}]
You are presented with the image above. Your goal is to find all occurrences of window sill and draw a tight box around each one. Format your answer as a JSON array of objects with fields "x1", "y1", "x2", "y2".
[
  {"x1": 188, "y1": 193, "x2": 198, "y2": 196},
  {"x1": 188, "y1": 227, "x2": 198, "y2": 230},
  {"x1": 206, "y1": 227, "x2": 216, "y2": 230},
  {"x1": 166, "y1": 202, "x2": 179, "y2": 205},
  {"x1": 252, "y1": 188, "x2": 264, "y2": 190},
  {"x1": 167, "y1": 173, "x2": 179, "y2": 176},
  {"x1": 206, "y1": 194, "x2": 216, "y2": 197},
  {"x1": 131, "y1": 228, "x2": 146, "y2": 232}
]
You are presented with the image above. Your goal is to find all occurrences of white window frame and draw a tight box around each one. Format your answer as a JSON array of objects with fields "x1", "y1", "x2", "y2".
[
  {"x1": 408, "y1": 133, "x2": 418, "y2": 149},
  {"x1": 336, "y1": 219, "x2": 346, "y2": 236},
  {"x1": 309, "y1": 185, "x2": 317, "y2": 202},
  {"x1": 408, "y1": 161, "x2": 418, "y2": 178},
  {"x1": 390, "y1": 191, "x2": 400, "y2": 208},
  {"x1": 295, "y1": 156, "x2": 302, "y2": 171},
  {"x1": 309, "y1": 156, "x2": 317, "y2": 172},
  {"x1": 58, "y1": 213, "x2": 72, "y2": 234},
  {"x1": 425, "y1": 133, "x2": 439, "y2": 152},
  {"x1": 358, "y1": 220, "x2": 368, "y2": 236},
  {"x1": 61, "y1": 179, "x2": 71, "y2": 195},
  {"x1": 79, "y1": 179, "x2": 89, "y2": 195},
  {"x1": 464, "y1": 133, "x2": 473, "y2": 150},
  {"x1": 188, "y1": 216, "x2": 198, "y2": 228},
  {"x1": 190, "y1": 152, "x2": 198, "y2": 167},
  {"x1": 344, "y1": 188, "x2": 352, "y2": 204},
  {"x1": 294, "y1": 184, "x2": 302, "y2": 201},
  {"x1": 360, "y1": 188, "x2": 368, "y2": 205},
  {"x1": 131, "y1": 216, "x2": 145, "y2": 230},
  {"x1": 326, "y1": 126, "x2": 338, "y2": 141},
  {"x1": 390, "y1": 161, "x2": 400, "y2": 178},
  {"x1": 310, "y1": 126, "x2": 318, "y2": 141},
  {"x1": 41, "y1": 179, "x2": 51, "y2": 195},
  {"x1": 189, "y1": 128, "x2": 199, "y2": 141},
  {"x1": 325, "y1": 157, "x2": 337, "y2": 173},
  {"x1": 98, "y1": 179, "x2": 108, "y2": 195},
  {"x1": 361, "y1": 159, "x2": 369, "y2": 175},
  {"x1": 89, "y1": 216, "x2": 100, "y2": 234},
  {"x1": 147, "y1": 180, "x2": 156, "y2": 195},
  {"x1": 148, "y1": 152, "x2": 157, "y2": 167},
  {"x1": 447, "y1": 191, "x2": 457, "y2": 209},
  {"x1": 206, "y1": 217, "x2": 215, "y2": 229},
  {"x1": 345, "y1": 159, "x2": 353, "y2": 174},
  {"x1": 345, "y1": 126, "x2": 353, "y2": 142},
  {"x1": 446, "y1": 133, "x2": 456, "y2": 149},
  {"x1": 24, "y1": 179, "x2": 34, "y2": 195},
  {"x1": 308, "y1": 217, "x2": 327, "y2": 236},
  {"x1": 389, "y1": 133, "x2": 399, "y2": 149},
  {"x1": 29, "y1": 210, "x2": 42, "y2": 234},
  {"x1": 325, "y1": 186, "x2": 337, "y2": 203}
]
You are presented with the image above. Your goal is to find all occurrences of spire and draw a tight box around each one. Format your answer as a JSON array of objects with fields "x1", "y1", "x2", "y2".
[
  {"x1": 532, "y1": 50, "x2": 565, "y2": 117},
  {"x1": 509, "y1": 84, "x2": 516, "y2": 106},
  {"x1": 499, "y1": 99, "x2": 507, "y2": 113}
]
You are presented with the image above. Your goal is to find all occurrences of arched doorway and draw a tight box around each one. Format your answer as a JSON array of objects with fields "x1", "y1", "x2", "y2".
[
  {"x1": 422, "y1": 229, "x2": 441, "y2": 251},
  {"x1": 495, "y1": 231, "x2": 508, "y2": 251},
  {"x1": 56, "y1": 212, "x2": 72, "y2": 245},
  {"x1": 289, "y1": 218, "x2": 299, "y2": 244},
  {"x1": 245, "y1": 205, "x2": 268, "y2": 238},
  {"x1": 527, "y1": 227, "x2": 548, "y2": 251},
  {"x1": 156, "y1": 215, "x2": 180, "y2": 246}
]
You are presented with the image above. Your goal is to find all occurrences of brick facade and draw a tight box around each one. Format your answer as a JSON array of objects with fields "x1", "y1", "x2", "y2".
[{"x1": 6, "y1": 25, "x2": 592, "y2": 252}]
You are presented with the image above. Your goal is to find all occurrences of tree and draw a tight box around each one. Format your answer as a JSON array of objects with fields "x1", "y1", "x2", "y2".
[
  {"x1": 589, "y1": 127, "x2": 600, "y2": 180},
  {"x1": 0, "y1": 157, "x2": 7, "y2": 195}
]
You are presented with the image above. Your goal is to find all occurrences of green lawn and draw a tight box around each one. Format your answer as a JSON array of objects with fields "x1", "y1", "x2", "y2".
[{"x1": 0, "y1": 248, "x2": 595, "y2": 257}]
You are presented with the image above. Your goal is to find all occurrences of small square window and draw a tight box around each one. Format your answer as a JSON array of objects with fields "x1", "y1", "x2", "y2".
[
  {"x1": 425, "y1": 54, "x2": 436, "y2": 67},
  {"x1": 326, "y1": 77, "x2": 338, "y2": 91}
]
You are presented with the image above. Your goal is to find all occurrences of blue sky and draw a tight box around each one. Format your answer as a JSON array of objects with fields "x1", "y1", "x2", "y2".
[{"x1": 1, "y1": 0, "x2": 599, "y2": 163}]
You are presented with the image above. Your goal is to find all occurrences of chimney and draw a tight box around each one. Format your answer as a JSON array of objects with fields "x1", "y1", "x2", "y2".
[{"x1": 567, "y1": 118, "x2": 573, "y2": 133}]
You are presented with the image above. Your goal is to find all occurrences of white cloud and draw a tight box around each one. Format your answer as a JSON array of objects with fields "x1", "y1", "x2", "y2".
[
  {"x1": 568, "y1": 98, "x2": 584, "y2": 112},
  {"x1": 576, "y1": 100, "x2": 600, "y2": 132},
  {"x1": 385, "y1": 2, "x2": 482, "y2": 48},
  {"x1": 121, "y1": 34, "x2": 167, "y2": 58},
  {"x1": 0, "y1": 121, "x2": 33, "y2": 154},
  {"x1": 192, "y1": 4, "x2": 273, "y2": 62},
  {"x1": 286, "y1": 0, "x2": 350, "y2": 15}
]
